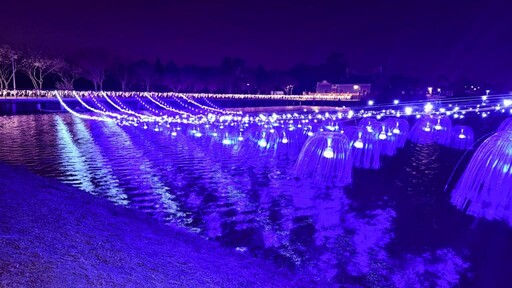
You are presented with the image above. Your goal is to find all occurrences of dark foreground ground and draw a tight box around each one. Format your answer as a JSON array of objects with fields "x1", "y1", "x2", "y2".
[{"x1": 0, "y1": 163, "x2": 314, "y2": 287}]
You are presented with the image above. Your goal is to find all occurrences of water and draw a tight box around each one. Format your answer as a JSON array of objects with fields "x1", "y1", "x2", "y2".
[{"x1": 1, "y1": 113, "x2": 511, "y2": 287}]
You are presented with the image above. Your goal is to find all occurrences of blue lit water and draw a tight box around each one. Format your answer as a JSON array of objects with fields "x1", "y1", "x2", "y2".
[{"x1": 0, "y1": 114, "x2": 511, "y2": 287}]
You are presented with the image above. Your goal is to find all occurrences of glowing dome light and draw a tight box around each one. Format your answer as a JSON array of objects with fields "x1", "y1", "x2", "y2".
[
  {"x1": 458, "y1": 133, "x2": 466, "y2": 139},
  {"x1": 405, "y1": 107, "x2": 413, "y2": 115},
  {"x1": 379, "y1": 132, "x2": 387, "y2": 140},
  {"x1": 424, "y1": 125, "x2": 431, "y2": 132},
  {"x1": 194, "y1": 132, "x2": 202, "y2": 137},
  {"x1": 282, "y1": 138, "x2": 289, "y2": 144},
  {"x1": 171, "y1": 131, "x2": 177, "y2": 136},
  {"x1": 258, "y1": 138, "x2": 268, "y2": 148},
  {"x1": 393, "y1": 128, "x2": 400, "y2": 134},
  {"x1": 308, "y1": 131, "x2": 314, "y2": 137},
  {"x1": 354, "y1": 139, "x2": 364, "y2": 149},
  {"x1": 368, "y1": 100, "x2": 374, "y2": 106},
  {"x1": 322, "y1": 147, "x2": 334, "y2": 158},
  {"x1": 212, "y1": 132, "x2": 218, "y2": 137},
  {"x1": 393, "y1": 99, "x2": 399, "y2": 105},
  {"x1": 504, "y1": 99, "x2": 512, "y2": 107},
  {"x1": 237, "y1": 135, "x2": 244, "y2": 141},
  {"x1": 222, "y1": 138, "x2": 233, "y2": 145}
]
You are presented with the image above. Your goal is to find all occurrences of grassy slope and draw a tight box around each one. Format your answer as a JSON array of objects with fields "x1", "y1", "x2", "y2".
[{"x1": 0, "y1": 163, "x2": 314, "y2": 287}]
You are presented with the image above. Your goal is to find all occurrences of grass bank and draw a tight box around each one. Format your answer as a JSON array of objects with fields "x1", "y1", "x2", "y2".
[{"x1": 0, "y1": 163, "x2": 314, "y2": 287}]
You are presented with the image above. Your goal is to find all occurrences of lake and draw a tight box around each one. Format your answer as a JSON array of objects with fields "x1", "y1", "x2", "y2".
[{"x1": 1, "y1": 113, "x2": 511, "y2": 287}]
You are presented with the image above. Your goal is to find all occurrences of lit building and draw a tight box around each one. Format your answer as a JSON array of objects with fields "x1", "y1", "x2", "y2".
[
  {"x1": 315, "y1": 80, "x2": 370, "y2": 100},
  {"x1": 426, "y1": 86, "x2": 453, "y2": 99}
]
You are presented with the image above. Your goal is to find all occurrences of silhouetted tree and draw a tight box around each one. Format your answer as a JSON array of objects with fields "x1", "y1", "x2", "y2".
[
  {"x1": 77, "y1": 50, "x2": 110, "y2": 91},
  {"x1": 0, "y1": 45, "x2": 18, "y2": 90},
  {"x1": 132, "y1": 60, "x2": 155, "y2": 92},
  {"x1": 111, "y1": 61, "x2": 131, "y2": 92},
  {"x1": 55, "y1": 60, "x2": 82, "y2": 90},
  {"x1": 20, "y1": 50, "x2": 63, "y2": 90}
]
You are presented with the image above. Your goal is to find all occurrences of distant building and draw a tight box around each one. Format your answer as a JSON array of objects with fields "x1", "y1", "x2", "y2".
[
  {"x1": 426, "y1": 86, "x2": 453, "y2": 100},
  {"x1": 314, "y1": 80, "x2": 370, "y2": 100}
]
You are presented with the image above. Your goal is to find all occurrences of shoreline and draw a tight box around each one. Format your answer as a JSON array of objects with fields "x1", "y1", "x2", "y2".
[{"x1": 0, "y1": 162, "x2": 315, "y2": 287}]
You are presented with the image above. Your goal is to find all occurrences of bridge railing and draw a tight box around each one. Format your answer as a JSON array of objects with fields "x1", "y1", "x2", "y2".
[{"x1": 0, "y1": 90, "x2": 358, "y2": 101}]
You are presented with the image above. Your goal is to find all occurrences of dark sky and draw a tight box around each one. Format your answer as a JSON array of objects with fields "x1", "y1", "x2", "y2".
[{"x1": 1, "y1": 0, "x2": 511, "y2": 84}]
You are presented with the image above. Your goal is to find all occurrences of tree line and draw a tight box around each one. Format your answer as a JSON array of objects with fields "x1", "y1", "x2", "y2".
[
  {"x1": 1, "y1": 44, "x2": 491, "y2": 101},
  {"x1": 0, "y1": 45, "x2": 369, "y2": 94}
]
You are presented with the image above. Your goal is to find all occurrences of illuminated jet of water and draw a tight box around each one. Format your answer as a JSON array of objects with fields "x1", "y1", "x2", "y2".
[
  {"x1": 449, "y1": 125, "x2": 474, "y2": 150},
  {"x1": 344, "y1": 126, "x2": 381, "y2": 169},
  {"x1": 294, "y1": 132, "x2": 353, "y2": 185},
  {"x1": 451, "y1": 131, "x2": 512, "y2": 226}
]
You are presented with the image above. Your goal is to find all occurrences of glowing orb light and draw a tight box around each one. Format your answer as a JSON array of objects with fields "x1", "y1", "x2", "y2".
[
  {"x1": 424, "y1": 103, "x2": 434, "y2": 113},
  {"x1": 322, "y1": 147, "x2": 334, "y2": 158},
  {"x1": 449, "y1": 126, "x2": 474, "y2": 150}
]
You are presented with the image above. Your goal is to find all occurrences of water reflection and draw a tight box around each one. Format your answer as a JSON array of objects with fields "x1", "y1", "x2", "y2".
[{"x1": 0, "y1": 114, "x2": 474, "y2": 287}]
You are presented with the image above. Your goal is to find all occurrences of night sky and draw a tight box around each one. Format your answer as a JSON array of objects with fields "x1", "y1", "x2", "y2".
[{"x1": 1, "y1": 0, "x2": 511, "y2": 85}]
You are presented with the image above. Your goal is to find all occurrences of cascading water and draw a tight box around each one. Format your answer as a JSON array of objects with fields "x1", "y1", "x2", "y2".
[
  {"x1": 343, "y1": 125, "x2": 381, "y2": 169},
  {"x1": 380, "y1": 118, "x2": 410, "y2": 156},
  {"x1": 294, "y1": 132, "x2": 353, "y2": 185},
  {"x1": 497, "y1": 117, "x2": 512, "y2": 132},
  {"x1": 409, "y1": 115, "x2": 451, "y2": 145},
  {"x1": 449, "y1": 125, "x2": 474, "y2": 150},
  {"x1": 451, "y1": 131, "x2": 512, "y2": 226}
]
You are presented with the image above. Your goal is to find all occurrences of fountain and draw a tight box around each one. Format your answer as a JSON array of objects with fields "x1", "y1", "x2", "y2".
[
  {"x1": 449, "y1": 125, "x2": 474, "y2": 150},
  {"x1": 294, "y1": 132, "x2": 353, "y2": 185},
  {"x1": 497, "y1": 117, "x2": 512, "y2": 132},
  {"x1": 409, "y1": 116, "x2": 451, "y2": 145},
  {"x1": 380, "y1": 118, "x2": 410, "y2": 156},
  {"x1": 359, "y1": 118, "x2": 381, "y2": 134},
  {"x1": 451, "y1": 131, "x2": 512, "y2": 226},
  {"x1": 343, "y1": 126, "x2": 381, "y2": 169}
]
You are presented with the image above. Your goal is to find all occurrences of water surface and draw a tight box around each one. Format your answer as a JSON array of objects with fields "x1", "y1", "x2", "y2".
[{"x1": 1, "y1": 114, "x2": 511, "y2": 287}]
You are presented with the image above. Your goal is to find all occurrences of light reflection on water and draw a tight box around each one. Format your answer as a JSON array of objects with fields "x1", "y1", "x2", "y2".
[{"x1": 0, "y1": 114, "x2": 494, "y2": 287}]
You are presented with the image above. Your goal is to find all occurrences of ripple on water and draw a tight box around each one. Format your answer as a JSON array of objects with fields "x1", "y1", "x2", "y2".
[{"x1": 0, "y1": 114, "x2": 473, "y2": 287}]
